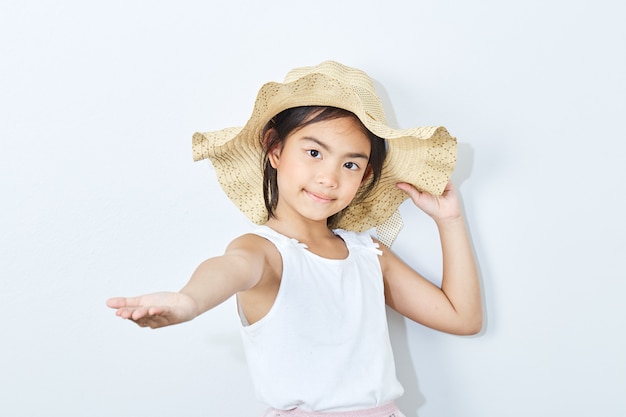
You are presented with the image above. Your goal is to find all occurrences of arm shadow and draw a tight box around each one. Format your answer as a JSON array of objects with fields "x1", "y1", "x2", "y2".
[{"x1": 387, "y1": 308, "x2": 425, "y2": 417}]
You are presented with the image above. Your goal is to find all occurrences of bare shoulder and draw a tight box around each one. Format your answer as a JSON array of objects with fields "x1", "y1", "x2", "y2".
[
  {"x1": 225, "y1": 231, "x2": 276, "y2": 257},
  {"x1": 225, "y1": 232, "x2": 282, "y2": 288},
  {"x1": 371, "y1": 237, "x2": 406, "y2": 274},
  {"x1": 226, "y1": 232, "x2": 273, "y2": 254}
]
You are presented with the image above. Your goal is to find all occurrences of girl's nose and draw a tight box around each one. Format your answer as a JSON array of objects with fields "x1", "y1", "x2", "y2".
[{"x1": 316, "y1": 166, "x2": 339, "y2": 188}]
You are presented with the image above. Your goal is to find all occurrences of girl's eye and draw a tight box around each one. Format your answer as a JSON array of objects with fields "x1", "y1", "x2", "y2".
[
  {"x1": 344, "y1": 162, "x2": 360, "y2": 170},
  {"x1": 307, "y1": 149, "x2": 321, "y2": 158}
]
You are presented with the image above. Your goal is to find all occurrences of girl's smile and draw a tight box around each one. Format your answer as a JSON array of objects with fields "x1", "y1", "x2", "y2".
[{"x1": 304, "y1": 189, "x2": 335, "y2": 203}]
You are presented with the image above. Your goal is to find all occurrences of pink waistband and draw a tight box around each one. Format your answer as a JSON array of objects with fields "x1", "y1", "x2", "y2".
[{"x1": 262, "y1": 402, "x2": 403, "y2": 417}]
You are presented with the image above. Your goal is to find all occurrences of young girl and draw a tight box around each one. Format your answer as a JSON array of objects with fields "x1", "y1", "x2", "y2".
[{"x1": 107, "y1": 61, "x2": 482, "y2": 417}]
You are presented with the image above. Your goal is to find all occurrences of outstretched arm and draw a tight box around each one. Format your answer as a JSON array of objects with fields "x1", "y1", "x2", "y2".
[
  {"x1": 106, "y1": 234, "x2": 267, "y2": 329},
  {"x1": 381, "y1": 181, "x2": 482, "y2": 335}
]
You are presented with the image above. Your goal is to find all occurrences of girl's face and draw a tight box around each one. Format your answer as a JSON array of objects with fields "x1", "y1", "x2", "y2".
[{"x1": 268, "y1": 116, "x2": 371, "y2": 225}]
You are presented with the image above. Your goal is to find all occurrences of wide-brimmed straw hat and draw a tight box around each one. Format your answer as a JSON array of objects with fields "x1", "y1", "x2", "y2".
[{"x1": 192, "y1": 60, "x2": 456, "y2": 246}]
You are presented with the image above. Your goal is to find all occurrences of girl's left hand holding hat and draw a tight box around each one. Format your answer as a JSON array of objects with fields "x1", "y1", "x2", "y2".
[{"x1": 396, "y1": 181, "x2": 462, "y2": 223}]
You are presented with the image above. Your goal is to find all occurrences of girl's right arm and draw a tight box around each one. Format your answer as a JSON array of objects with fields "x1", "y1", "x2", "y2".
[
  {"x1": 106, "y1": 234, "x2": 267, "y2": 329},
  {"x1": 382, "y1": 181, "x2": 482, "y2": 335}
]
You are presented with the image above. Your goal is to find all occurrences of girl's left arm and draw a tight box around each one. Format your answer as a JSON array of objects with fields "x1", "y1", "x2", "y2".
[{"x1": 381, "y1": 181, "x2": 483, "y2": 335}]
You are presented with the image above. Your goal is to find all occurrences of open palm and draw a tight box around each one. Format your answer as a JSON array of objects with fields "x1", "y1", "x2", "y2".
[{"x1": 106, "y1": 292, "x2": 197, "y2": 329}]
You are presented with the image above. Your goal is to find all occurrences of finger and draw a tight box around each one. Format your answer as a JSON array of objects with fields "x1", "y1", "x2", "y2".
[
  {"x1": 115, "y1": 308, "x2": 139, "y2": 319},
  {"x1": 147, "y1": 306, "x2": 165, "y2": 316},
  {"x1": 395, "y1": 182, "x2": 413, "y2": 193},
  {"x1": 106, "y1": 297, "x2": 126, "y2": 308},
  {"x1": 129, "y1": 306, "x2": 168, "y2": 321},
  {"x1": 129, "y1": 307, "x2": 154, "y2": 321},
  {"x1": 112, "y1": 306, "x2": 146, "y2": 320},
  {"x1": 397, "y1": 183, "x2": 435, "y2": 210},
  {"x1": 133, "y1": 315, "x2": 168, "y2": 329},
  {"x1": 396, "y1": 182, "x2": 421, "y2": 200},
  {"x1": 106, "y1": 296, "x2": 142, "y2": 309},
  {"x1": 132, "y1": 317, "x2": 152, "y2": 328}
]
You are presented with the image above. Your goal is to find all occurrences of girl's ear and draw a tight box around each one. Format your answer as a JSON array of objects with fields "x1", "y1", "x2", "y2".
[{"x1": 264, "y1": 128, "x2": 282, "y2": 169}]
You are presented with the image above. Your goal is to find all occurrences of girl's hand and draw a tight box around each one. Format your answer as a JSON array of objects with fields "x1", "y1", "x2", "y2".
[
  {"x1": 396, "y1": 181, "x2": 461, "y2": 222},
  {"x1": 106, "y1": 292, "x2": 198, "y2": 329}
]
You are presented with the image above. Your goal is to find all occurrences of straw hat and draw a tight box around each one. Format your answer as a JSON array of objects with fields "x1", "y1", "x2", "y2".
[{"x1": 192, "y1": 60, "x2": 456, "y2": 246}]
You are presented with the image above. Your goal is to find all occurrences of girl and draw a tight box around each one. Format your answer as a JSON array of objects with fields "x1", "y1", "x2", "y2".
[{"x1": 107, "y1": 61, "x2": 482, "y2": 417}]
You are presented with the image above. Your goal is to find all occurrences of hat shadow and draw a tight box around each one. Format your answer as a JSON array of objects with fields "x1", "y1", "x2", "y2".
[
  {"x1": 451, "y1": 142, "x2": 474, "y2": 187},
  {"x1": 373, "y1": 80, "x2": 474, "y2": 190}
]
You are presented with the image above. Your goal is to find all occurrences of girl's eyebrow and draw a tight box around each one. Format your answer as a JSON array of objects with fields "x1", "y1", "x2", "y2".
[{"x1": 301, "y1": 136, "x2": 370, "y2": 160}]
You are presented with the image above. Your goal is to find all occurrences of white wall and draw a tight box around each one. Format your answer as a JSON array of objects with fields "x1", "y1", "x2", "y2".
[{"x1": 1, "y1": 1, "x2": 624, "y2": 416}]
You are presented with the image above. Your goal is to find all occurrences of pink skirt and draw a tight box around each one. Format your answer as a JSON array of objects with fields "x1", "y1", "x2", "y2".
[{"x1": 261, "y1": 402, "x2": 405, "y2": 417}]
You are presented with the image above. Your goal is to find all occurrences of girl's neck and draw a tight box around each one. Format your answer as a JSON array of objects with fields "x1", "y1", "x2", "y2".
[{"x1": 265, "y1": 217, "x2": 336, "y2": 245}]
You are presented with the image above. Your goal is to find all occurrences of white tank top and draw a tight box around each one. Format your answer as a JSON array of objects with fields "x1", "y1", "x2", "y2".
[{"x1": 238, "y1": 226, "x2": 404, "y2": 412}]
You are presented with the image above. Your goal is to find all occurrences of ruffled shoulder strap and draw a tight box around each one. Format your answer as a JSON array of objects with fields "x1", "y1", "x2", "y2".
[{"x1": 333, "y1": 229, "x2": 382, "y2": 256}]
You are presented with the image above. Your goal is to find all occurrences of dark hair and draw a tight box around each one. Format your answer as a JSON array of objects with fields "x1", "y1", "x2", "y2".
[{"x1": 261, "y1": 106, "x2": 387, "y2": 226}]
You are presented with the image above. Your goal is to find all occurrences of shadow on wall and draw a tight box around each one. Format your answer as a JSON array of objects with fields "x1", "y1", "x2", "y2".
[
  {"x1": 387, "y1": 308, "x2": 425, "y2": 417},
  {"x1": 452, "y1": 142, "x2": 474, "y2": 188}
]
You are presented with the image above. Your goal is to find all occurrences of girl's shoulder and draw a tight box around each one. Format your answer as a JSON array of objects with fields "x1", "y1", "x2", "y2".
[
  {"x1": 228, "y1": 230, "x2": 272, "y2": 246},
  {"x1": 225, "y1": 231, "x2": 284, "y2": 284},
  {"x1": 225, "y1": 230, "x2": 280, "y2": 262}
]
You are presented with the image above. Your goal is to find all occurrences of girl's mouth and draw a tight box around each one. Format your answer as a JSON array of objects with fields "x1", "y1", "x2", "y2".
[{"x1": 305, "y1": 190, "x2": 334, "y2": 203}]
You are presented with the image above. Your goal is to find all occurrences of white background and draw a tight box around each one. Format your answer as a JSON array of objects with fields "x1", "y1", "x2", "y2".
[{"x1": 1, "y1": 1, "x2": 625, "y2": 416}]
